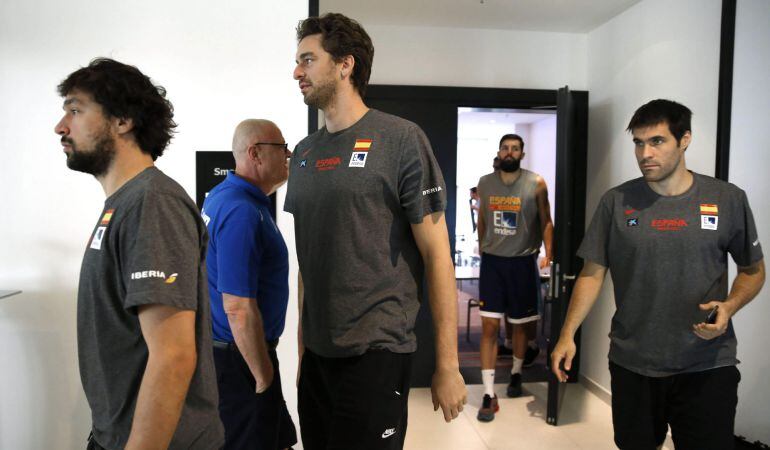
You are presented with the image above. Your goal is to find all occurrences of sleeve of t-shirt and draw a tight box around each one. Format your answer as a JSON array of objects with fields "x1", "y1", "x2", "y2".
[
  {"x1": 576, "y1": 192, "x2": 613, "y2": 267},
  {"x1": 215, "y1": 207, "x2": 263, "y2": 299},
  {"x1": 121, "y1": 191, "x2": 202, "y2": 313},
  {"x1": 398, "y1": 124, "x2": 447, "y2": 224},
  {"x1": 727, "y1": 189, "x2": 764, "y2": 266}
]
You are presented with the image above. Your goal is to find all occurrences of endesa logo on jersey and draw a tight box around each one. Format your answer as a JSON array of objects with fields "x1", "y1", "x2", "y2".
[
  {"x1": 316, "y1": 156, "x2": 342, "y2": 171},
  {"x1": 650, "y1": 218, "x2": 688, "y2": 231}
]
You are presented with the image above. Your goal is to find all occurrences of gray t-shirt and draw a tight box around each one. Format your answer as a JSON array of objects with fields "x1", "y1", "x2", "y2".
[
  {"x1": 77, "y1": 167, "x2": 224, "y2": 449},
  {"x1": 284, "y1": 109, "x2": 446, "y2": 358},
  {"x1": 477, "y1": 169, "x2": 542, "y2": 257},
  {"x1": 578, "y1": 173, "x2": 763, "y2": 377}
]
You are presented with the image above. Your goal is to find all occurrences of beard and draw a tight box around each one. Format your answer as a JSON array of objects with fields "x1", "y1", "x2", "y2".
[
  {"x1": 303, "y1": 73, "x2": 337, "y2": 110},
  {"x1": 64, "y1": 128, "x2": 116, "y2": 177},
  {"x1": 499, "y1": 157, "x2": 521, "y2": 173}
]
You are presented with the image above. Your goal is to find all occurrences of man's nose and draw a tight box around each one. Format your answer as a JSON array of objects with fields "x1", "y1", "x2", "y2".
[{"x1": 54, "y1": 117, "x2": 68, "y2": 136}]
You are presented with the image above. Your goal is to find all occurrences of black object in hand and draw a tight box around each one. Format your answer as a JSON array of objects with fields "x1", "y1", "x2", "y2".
[{"x1": 706, "y1": 306, "x2": 718, "y2": 324}]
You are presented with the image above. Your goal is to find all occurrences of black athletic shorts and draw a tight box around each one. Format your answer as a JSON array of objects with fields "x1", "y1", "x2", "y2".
[
  {"x1": 609, "y1": 361, "x2": 740, "y2": 450},
  {"x1": 479, "y1": 252, "x2": 541, "y2": 323},
  {"x1": 298, "y1": 348, "x2": 412, "y2": 450},
  {"x1": 213, "y1": 342, "x2": 297, "y2": 450}
]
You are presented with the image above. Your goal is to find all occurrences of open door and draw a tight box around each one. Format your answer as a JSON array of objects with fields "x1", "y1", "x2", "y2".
[{"x1": 546, "y1": 86, "x2": 588, "y2": 425}]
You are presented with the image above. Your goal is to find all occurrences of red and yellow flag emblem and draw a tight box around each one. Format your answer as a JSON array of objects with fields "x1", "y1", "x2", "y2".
[
  {"x1": 353, "y1": 139, "x2": 372, "y2": 151},
  {"x1": 700, "y1": 204, "x2": 718, "y2": 215},
  {"x1": 100, "y1": 209, "x2": 115, "y2": 225}
]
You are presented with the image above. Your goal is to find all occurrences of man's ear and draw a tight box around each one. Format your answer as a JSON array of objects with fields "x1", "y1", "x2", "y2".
[
  {"x1": 247, "y1": 144, "x2": 260, "y2": 161},
  {"x1": 340, "y1": 55, "x2": 355, "y2": 80},
  {"x1": 114, "y1": 117, "x2": 134, "y2": 135},
  {"x1": 679, "y1": 131, "x2": 692, "y2": 151},
  {"x1": 520, "y1": 151, "x2": 526, "y2": 160}
]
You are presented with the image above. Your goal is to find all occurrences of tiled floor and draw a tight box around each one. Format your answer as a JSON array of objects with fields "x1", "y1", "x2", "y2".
[{"x1": 403, "y1": 382, "x2": 675, "y2": 450}]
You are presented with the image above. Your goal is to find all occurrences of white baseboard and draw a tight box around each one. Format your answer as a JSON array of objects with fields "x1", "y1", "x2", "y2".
[{"x1": 579, "y1": 374, "x2": 611, "y2": 406}]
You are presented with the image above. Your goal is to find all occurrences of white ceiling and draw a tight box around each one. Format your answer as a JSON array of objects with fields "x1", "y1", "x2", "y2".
[{"x1": 320, "y1": 0, "x2": 642, "y2": 33}]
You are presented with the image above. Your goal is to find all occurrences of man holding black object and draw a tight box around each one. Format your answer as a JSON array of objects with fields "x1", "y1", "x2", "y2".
[
  {"x1": 552, "y1": 99, "x2": 765, "y2": 450},
  {"x1": 202, "y1": 119, "x2": 297, "y2": 449}
]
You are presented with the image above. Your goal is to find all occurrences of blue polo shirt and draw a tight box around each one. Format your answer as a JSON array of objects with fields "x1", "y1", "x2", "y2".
[{"x1": 202, "y1": 172, "x2": 289, "y2": 343}]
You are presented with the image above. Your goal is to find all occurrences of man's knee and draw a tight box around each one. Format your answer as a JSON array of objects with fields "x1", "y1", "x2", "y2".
[{"x1": 481, "y1": 318, "x2": 500, "y2": 338}]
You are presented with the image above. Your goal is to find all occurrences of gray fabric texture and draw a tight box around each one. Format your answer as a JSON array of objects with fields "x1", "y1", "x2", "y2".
[
  {"x1": 284, "y1": 109, "x2": 446, "y2": 358},
  {"x1": 578, "y1": 172, "x2": 763, "y2": 377},
  {"x1": 77, "y1": 167, "x2": 224, "y2": 449},
  {"x1": 477, "y1": 169, "x2": 542, "y2": 257}
]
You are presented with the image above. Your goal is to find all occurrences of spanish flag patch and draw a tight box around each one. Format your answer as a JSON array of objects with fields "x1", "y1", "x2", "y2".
[
  {"x1": 700, "y1": 204, "x2": 718, "y2": 215},
  {"x1": 100, "y1": 209, "x2": 115, "y2": 225},
  {"x1": 353, "y1": 139, "x2": 372, "y2": 151}
]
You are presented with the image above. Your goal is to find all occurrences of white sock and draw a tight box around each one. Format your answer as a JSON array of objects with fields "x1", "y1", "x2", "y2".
[
  {"x1": 528, "y1": 339, "x2": 537, "y2": 350},
  {"x1": 504, "y1": 338, "x2": 513, "y2": 349},
  {"x1": 482, "y1": 369, "x2": 496, "y2": 396},
  {"x1": 512, "y1": 357, "x2": 524, "y2": 375}
]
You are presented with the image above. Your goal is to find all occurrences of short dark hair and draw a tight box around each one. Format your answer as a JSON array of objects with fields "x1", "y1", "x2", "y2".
[
  {"x1": 296, "y1": 13, "x2": 374, "y2": 97},
  {"x1": 499, "y1": 133, "x2": 525, "y2": 150},
  {"x1": 57, "y1": 58, "x2": 177, "y2": 160},
  {"x1": 626, "y1": 99, "x2": 692, "y2": 144}
]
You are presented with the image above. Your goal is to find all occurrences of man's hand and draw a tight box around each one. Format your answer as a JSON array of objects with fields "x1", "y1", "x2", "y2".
[
  {"x1": 693, "y1": 301, "x2": 736, "y2": 340},
  {"x1": 431, "y1": 368, "x2": 467, "y2": 422},
  {"x1": 539, "y1": 255, "x2": 551, "y2": 271},
  {"x1": 254, "y1": 358, "x2": 274, "y2": 393},
  {"x1": 550, "y1": 337, "x2": 576, "y2": 382}
]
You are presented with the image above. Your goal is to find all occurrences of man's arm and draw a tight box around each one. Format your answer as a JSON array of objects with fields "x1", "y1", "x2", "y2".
[
  {"x1": 125, "y1": 304, "x2": 197, "y2": 450},
  {"x1": 694, "y1": 259, "x2": 765, "y2": 339},
  {"x1": 223, "y1": 293, "x2": 274, "y2": 392},
  {"x1": 535, "y1": 176, "x2": 554, "y2": 270},
  {"x1": 477, "y1": 197, "x2": 486, "y2": 251},
  {"x1": 410, "y1": 211, "x2": 467, "y2": 422},
  {"x1": 550, "y1": 261, "x2": 608, "y2": 382}
]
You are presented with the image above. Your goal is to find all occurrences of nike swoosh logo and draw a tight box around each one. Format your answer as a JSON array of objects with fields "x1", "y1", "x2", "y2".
[
  {"x1": 382, "y1": 429, "x2": 396, "y2": 438},
  {"x1": 753, "y1": 239, "x2": 760, "y2": 247}
]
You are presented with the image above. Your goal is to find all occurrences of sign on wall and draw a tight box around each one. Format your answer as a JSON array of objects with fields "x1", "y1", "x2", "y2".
[{"x1": 195, "y1": 151, "x2": 276, "y2": 220}]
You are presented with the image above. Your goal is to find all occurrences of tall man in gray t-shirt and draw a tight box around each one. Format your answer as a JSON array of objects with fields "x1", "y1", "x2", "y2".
[
  {"x1": 55, "y1": 58, "x2": 224, "y2": 450},
  {"x1": 288, "y1": 13, "x2": 466, "y2": 449},
  {"x1": 552, "y1": 99, "x2": 765, "y2": 450}
]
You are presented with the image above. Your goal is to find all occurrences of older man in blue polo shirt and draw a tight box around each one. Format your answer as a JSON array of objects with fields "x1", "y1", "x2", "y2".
[{"x1": 202, "y1": 119, "x2": 297, "y2": 449}]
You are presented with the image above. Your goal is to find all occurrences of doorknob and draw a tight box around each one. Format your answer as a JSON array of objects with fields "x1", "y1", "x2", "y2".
[{"x1": 550, "y1": 263, "x2": 560, "y2": 299}]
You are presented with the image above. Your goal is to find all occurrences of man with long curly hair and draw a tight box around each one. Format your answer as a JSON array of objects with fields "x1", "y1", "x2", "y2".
[{"x1": 55, "y1": 58, "x2": 224, "y2": 450}]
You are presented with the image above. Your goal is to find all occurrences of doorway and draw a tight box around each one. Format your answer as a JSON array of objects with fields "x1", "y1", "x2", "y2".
[
  {"x1": 364, "y1": 85, "x2": 588, "y2": 425},
  {"x1": 455, "y1": 107, "x2": 556, "y2": 386}
]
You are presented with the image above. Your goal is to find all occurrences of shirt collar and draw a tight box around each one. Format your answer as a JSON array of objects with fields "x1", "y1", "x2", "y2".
[{"x1": 225, "y1": 172, "x2": 269, "y2": 205}]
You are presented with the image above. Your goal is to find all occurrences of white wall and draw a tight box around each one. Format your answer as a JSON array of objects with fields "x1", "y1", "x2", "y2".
[
  {"x1": 365, "y1": 24, "x2": 587, "y2": 90},
  {"x1": 729, "y1": 0, "x2": 770, "y2": 443},
  {"x1": 581, "y1": 0, "x2": 723, "y2": 394},
  {"x1": 0, "y1": 1, "x2": 307, "y2": 448}
]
